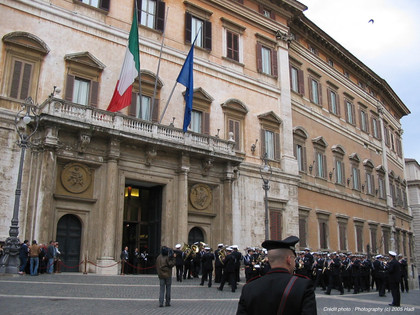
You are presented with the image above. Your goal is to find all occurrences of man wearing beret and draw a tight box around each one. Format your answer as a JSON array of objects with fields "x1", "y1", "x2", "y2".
[{"x1": 237, "y1": 236, "x2": 317, "y2": 315}]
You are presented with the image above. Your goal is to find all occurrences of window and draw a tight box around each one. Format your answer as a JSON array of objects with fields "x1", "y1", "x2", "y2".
[
  {"x1": 185, "y1": 12, "x2": 212, "y2": 50},
  {"x1": 349, "y1": 153, "x2": 361, "y2": 190},
  {"x1": 328, "y1": 88, "x2": 340, "y2": 116},
  {"x1": 293, "y1": 127, "x2": 308, "y2": 173},
  {"x1": 345, "y1": 100, "x2": 356, "y2": 125},
  {"x1": 384, "y1": 123, "x2": 390, "y2": 147},
  {"x1": 190, "y1": 110, "x2": 202, "y2": 133},
  {"x1": 270, "y1": 210, "x2": 282, "y2": 240},
  {"x1": 396, "y1": 136, "x2": 402, "y2": 158},
  {"x1": 298, "y1": 209, "x2": 309, "y2": 248},
  {"x1": 355, "y1": 222, "x2": 364, "y2": 253},
  {"x1": 2, "y1": 32, "x2": 49, "y2": 101},
  {"x1": 186, "y1": 87, "x2": 212, "y2": 134},
  {"x1": 80, "y1": 0, "x2": 110, "y2": 11},
  {"x1": 337, "y1": 218, "x2": 348, "y2": 251},
  {"x1": 360, "y1": 107, "x2": 369, "y2": 133},
  {"x1": 371, "y1": 116, "x2": 380, "y2": 139},
  {"x1": 259, "y1": 112, "x2": 282, "y2": 161},
  {"x1": 129, "y1": 70, "x2": 162, "y2": 122},
  {"x1": 378, "y1": 176, "x2": 385, "y2": 199},
  {"x1": 290, "y1": 65, "x2": 304, "y2": 94},
  {"x1": 221, "y1": 98, "x2": 248, "y2": 152},
  {"x1": 139, "y1": 0, "x2": 165, "y2": 31},
  {"x1": 366, "y1": 172, "x2": 374, "y2": 195},
  {"x1": 328, "y1": 59, "x2": 334, "y2": 67},
  {"x1": 257, "y1": 43, "x2": 278, "y2": 77},
  {"x1": 226, "y1": 30, "x2": 239, "y2": 61},
  {"x1": 316, "y1": 212, "x2": 330, "y2": 250},
  {"x1": 335, "y1": 159, "x2": 345, "y2": 185},
  {"x1": 64, "y1": 52, "x2": 105, "y2": 107},
  {"x1": 309, "y1": 77, "x2": 322, "y2": 105},
  {"x1": 316, "y1": 151, "x2": 327, "y2": 179},
  {"x1": 382, "y1": 228, "x2": 390, "y2": 254},
  {"x1": 258, "y1": 5, "x2": 275, "y2": 19},
  {"x1": 369, "y1": 225, "x2": 378, "y2": 253}
]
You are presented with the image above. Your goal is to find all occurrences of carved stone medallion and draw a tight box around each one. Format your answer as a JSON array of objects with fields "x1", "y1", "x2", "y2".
[
  {"x1": 61, "y1": 162, "x2": 92, "y2": 194},
  {"x1": 190, "y1": 184, "x2": 212, "y2": 210}
]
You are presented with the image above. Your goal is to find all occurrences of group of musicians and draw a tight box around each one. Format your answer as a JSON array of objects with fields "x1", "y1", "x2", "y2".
[{"x1": 170, "y1": 242, "x2": 409, "y2": 299}]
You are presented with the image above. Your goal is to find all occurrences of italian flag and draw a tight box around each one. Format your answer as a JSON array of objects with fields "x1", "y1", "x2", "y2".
[{"x1": 107, "y1": 9, "x2": 140, "y2": 112}]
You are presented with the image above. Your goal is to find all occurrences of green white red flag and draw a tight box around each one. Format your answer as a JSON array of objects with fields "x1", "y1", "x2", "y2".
[{"x1": 107, "y1": 9, "x2": 140, "y2": 112}]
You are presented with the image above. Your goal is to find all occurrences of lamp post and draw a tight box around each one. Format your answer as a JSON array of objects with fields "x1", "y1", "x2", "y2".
[
  {"x1": 260, "y1": 153, "x2": 272, "y2": 240},
  {"x1": 0, "y1": 97, "x2": 40, "y2": 274}
]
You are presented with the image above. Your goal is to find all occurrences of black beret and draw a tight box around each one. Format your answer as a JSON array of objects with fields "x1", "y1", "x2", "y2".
[{"x1": 262, "y1": 236, "x2": 299, "y2": 255}]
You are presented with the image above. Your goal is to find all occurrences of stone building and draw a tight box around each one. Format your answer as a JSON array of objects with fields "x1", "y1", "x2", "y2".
[{"x1": 0, "y1": 0, "x2": 414, "y2": 276}]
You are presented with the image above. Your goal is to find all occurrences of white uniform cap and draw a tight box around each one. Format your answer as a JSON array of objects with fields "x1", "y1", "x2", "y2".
[
  {"x1": 226, "y1": 247, "x2": 233, "y2": 251},
  {"x1": 231, "y1": 245, "x2": 238, "y2": 249},
  {"x1": 218, "y1": 243, "x2": 224, "y2": 247},
  {"x1": 389, "y1": 251, "x2": 397, "y2": 257},
  {"x1": 175, "y1": 244, "x2": 181, "y2": 249}
]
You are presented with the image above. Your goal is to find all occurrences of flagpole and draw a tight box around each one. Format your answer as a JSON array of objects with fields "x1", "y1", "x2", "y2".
[
  {"x1": 159, "y1": 81, "x2": 178, "y2": 124},
  {"x1": 151, "y1": 6, "x2": 169, "y2": 122},
  {"x1": 135, "y1": 1, "x2": 142, "y2": 118}
]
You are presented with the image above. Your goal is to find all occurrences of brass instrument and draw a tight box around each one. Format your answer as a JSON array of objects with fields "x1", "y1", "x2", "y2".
[
  {"x1": 182, "y1": 243, "x2": 192, "y2": 261},
  {"x1": 218, "y1": 247, "x2": 227, "y2": 264}
]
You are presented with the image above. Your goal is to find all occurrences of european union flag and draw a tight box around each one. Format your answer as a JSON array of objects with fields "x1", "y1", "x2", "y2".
[{"x1": 177, "y1": 35, "x2": 198, "y2": 132}]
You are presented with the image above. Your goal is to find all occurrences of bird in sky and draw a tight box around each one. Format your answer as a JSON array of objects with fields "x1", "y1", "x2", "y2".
[{"x1": 368, "y1": 19, "x2": 374, "y2": 24}]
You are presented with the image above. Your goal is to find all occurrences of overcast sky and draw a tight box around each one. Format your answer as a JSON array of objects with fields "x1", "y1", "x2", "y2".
[{"x1": 302, "y1": 0, "x2": 420, "y2": 163}]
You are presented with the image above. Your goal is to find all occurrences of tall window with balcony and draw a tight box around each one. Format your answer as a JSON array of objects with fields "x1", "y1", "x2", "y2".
[
  {"x1": 186, "y1": 88, "x2": 212, "y2": 135},
  {"x1": 2, "y1": 32, "x2": 49, "y2": 101},
  {"x1": 138, "y1": 0, "x2": 165, "y2": 31},
  {"x1": 221, "y1": 99, "x2": 248, "y2": 152}
]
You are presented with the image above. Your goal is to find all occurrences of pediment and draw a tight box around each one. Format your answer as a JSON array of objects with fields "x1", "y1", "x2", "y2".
[
  {"x1": 293, "y1": 126, "x2": 308, "y2": 139},
  {"x1": 2, "y1": 31, "x2": 50, "y2": 55},
  {"x1": 192, "y1": 87, "x2": 214, "y2": 103},
  {"x1": 331, "y1": 144, "x2": 345, "y2": 155},
  {"x1": 221, "y1": 98, "x2": 248, "y2": 114},
  {"x1": 312, "y1": 136, "x2": 328, "y2": 148},
  {"x1": 65, "y1": 52, "x2": 106, "y2": 71},
  {"x1": 139, "y1": 69, "x2": 164, "y2": 88},
  {"x1": 349, "y1": 153, "x2": 360, "y2": 163},
  {"x1": 258, "y1": 111, "x2": 282, "y2": 125},
  {"x1": 375, "y1": 165, "x2": 386, "y2": 174},
  {"x1": 363, "y1": 159, "x2": 374, "y2": 169}
]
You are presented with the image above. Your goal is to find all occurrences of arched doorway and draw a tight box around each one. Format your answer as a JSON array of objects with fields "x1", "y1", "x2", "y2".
[
  {"x1": 188, "y1": 227, "x2": 205, "y2": 244},
  {"x1": 56, "y1": 214, "x2": 82, "y2": 272}
]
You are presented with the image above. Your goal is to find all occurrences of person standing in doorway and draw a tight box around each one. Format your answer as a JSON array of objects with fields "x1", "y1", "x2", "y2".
[
  {"x1": 120, "y1": 246, "x2": 129, "y2": 275},
  {"x1": 156, "y1": 246, "x2": 176, "y2": 307}
]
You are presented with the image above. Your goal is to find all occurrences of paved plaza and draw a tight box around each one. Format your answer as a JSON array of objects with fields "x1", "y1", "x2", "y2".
[{"x1": 0, "y1": 273, "x2": 419, "y2": 315}]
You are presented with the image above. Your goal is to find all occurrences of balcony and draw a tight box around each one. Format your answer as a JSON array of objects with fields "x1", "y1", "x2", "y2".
[{"x1": 40, "y1": 99, "x2": 241, "y2": 162}]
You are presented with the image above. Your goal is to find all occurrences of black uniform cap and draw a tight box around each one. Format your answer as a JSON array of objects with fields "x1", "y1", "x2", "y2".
[{"x1": 262, "y1": 236, "x2": 299, "y2": 256}]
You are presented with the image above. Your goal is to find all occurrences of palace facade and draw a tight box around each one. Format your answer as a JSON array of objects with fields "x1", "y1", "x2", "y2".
[{"x1": 0, "y1": 0, "x2": 414, "y2": 279}]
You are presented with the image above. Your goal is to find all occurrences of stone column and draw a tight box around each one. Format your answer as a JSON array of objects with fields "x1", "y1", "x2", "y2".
[
  {"x1": 223, "y1": 162, "x2": 234, "y2": 245},
  {"x1": 176, "y1": 153, "x2": 190, "y2": 244},
  {"x1": 97, "y1": 137, "x2": 120, "y2": 275},
  {"x1": 276, "y1": 33, "x2": 298, "y2": 176}
]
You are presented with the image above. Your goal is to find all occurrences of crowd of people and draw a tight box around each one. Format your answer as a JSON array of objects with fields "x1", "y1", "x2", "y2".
[{"x1": 16, "y1": 240, "x2": 62, "y2": 275}]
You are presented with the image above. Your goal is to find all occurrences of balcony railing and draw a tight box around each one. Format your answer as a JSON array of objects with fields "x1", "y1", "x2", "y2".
[{"x1": 41, "y1": 99, "x2": 237, "y2": 157}]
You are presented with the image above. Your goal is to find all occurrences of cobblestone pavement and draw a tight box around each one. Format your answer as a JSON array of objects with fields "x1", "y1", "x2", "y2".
[{"x1": 0, "y1": 273, "x2": 419, "y2": 315}]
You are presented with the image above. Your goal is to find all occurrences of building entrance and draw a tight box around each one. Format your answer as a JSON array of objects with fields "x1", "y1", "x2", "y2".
[
  {"x1": 122, "y1": 182, "x2": 162, "y2": 274},
  {"x1": 56, "y1": 214, "x2": 81, "y2": 272}
]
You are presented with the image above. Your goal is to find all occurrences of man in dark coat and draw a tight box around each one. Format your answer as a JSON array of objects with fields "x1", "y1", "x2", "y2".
[
  {"x1": 200, "y1": 247, "x2": 214, "y2": 287},
  {"x1": 218, "y1": 247, "x2": 237, "y2": 292},
  {"x1": 173, "y1": 244, "x2": 184, "y2": 282},
  {"x1": 214, "y1": 243, "x2": 224, "y2": 283},
  {"x1": 325, "y1": 252, "x2": 344, "y2": 295},
  {"x1": 398, "y1": 254, "x2": 409, "y2": 293},
  {"x1": 387, "y1": 251, "x2": 401, "y2": 307},
  {"x1": 18, "y1": 240, "x2": 29, "y2": 275},
  {"x1": 237, "y1": 236, "x2": 317, "y2": 315}
]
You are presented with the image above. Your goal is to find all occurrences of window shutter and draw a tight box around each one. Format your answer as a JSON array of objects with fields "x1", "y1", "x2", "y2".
[
  {"x1": 327, "y1": 89, "x2": 332, "y2": 112},
  {"x1": 203, "y1": 112, "x2": 210, "y2": 135},
  {"x1": 274, "y1": 132, "x2": 281, "y2": 160},
  {"x1": 260, "y1": 129, "x2": 266, "y2": 156},
  {"x1": 65, "y1": 74, "x2": 75, "y2": 102},
  {"x1": 10, "y1": 60, "x2": 22, "y2": 99},
  {"x1": 336, "y1": 94, "x2": 341, "y2": 116},
  {"x1": 152, "y1": 98, "x2": 159, "y2": 122},
  {"x1": 352, "y1": 104, "x2": 356, "y2": 125},
  {"x1": 234, "y1": 120, "x2": 240, "y2": 150},
  {"x1": 323, "y1": 154, "x2": 327, "y2": 178},
  {"x1": 271, "y1": 48, "x2": 278, "y2": 78},
  {"x1": 90, "y1": 80, "x2": 99, "y2": 107},
  {"x1": 256, "y1": 43, "x2": 262, "y2": 73},
  {"x1": 99, "y1": 0, "x2": 110, "y2": 11},
  {"x1": 156, "y1": 0, "x2": 166, "y2": 32},
  {"x1": 185, "y1": 12, "x2": 192, "y2": 44},
  {"x1": 204, "y1": 20, "x2": 212, "y2": 50},
  {"x1": 298, "y1": 69, "x2": 304, "y2": 94},
  {"x1": 365, "y1": 112, "x2": 369, "y2": 133},
  {"x1": 345, "y1": 102, "x2": 349, "y2": 122},
  {"x1": 129, "y1": 93, "x2": 137, "y2": 117},
  {"x1": 137, "y1": 0, "x2": 142, "y2": 23},
  {"x1": 303, "y1": 146, "x2": 307, "y2": 172},
  {"x1": 308, "y1": 78, "x2": 313, "y2": 102},
  {"x1": 19, "y1": 63, "x2": 32, "y2": 100},
  {"x1": 270, "y1": 11, "x2": 275, "y2": 19},
  {"x1": 270, "y1": 211, "x2": 282, "y2": 240},
  {"x1": 357, "y1": 169, "x2": 361, "y2": 190},
  {"x1": 258, "y1": 4, "x2": 264, "y2": 14},
  {"x1": 318, "y1": 82, "x2": 322, "y2": 106},
  {"x1": 299, "y1": 218, "x2": 307, "y2": 247},
  {"x1": 341, "y1": 161, "x2": 346, "y2": 184},
  {"x1": 227, "y1": 31, "x2": 233, "y2": 59}
]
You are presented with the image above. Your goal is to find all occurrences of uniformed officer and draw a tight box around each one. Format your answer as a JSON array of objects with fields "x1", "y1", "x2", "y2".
[
  {"x1": 325, "y1": 252, "x2": 344, "y2": 295},
  {"x1": 237, "y1": 236, "x2": 317, "y2": 315},
  {"x1": 387, "y1": 251, "x2": 401, "y2": 307}
]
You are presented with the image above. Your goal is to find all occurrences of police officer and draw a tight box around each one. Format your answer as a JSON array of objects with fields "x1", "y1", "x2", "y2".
[{"x1": 237, "y1": 236, "x2": 317, "y2": 315}]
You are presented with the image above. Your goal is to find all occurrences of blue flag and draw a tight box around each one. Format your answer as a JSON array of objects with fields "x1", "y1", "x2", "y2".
[{"x1": 177, "y1": 36, "x2": 198, "y2": 132}]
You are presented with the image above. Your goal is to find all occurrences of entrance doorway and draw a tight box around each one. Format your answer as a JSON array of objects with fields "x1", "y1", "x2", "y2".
[
  {"x1": 188, "y1": 227, "x2": 205, "y2": 244},
  {"x1": 122, "y1": 182, "x2": 162, "y2": 274},
  {"x1": 56, "y1": 214, "x2": 82, "y2": 272}
]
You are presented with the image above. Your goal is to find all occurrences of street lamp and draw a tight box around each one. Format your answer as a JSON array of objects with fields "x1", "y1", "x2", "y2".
[
  {"x1": 260, "y1": 153, "x2": 272, "y2": 240},
  {"x1": 0, "y1": 97, "x2": 40, "y2": 274}
]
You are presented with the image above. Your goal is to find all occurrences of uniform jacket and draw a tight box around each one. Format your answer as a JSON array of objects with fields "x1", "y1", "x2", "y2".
[
  {"x1": 222, "y1": 253, "x2": 236, "y2": 273},
  {"x1": 387, "y1": 258, "x2": 401, "y2": 283},
  {"x1": 237, "y1": 268, "x2": 317, "y2": 315},
  {"x1": 201, "y1": 252, "x2": 215, "y2": 270}
]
